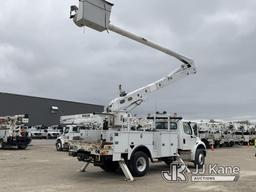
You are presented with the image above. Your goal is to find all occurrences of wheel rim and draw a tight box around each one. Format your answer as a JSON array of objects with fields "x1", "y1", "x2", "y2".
[
  {"x1": 198, "y1": 153, "x2": 204, "y2": 165},
  {"x1": 57, "y1": 143, "x2": 61, "y2": 150},
  {"x1": 136, "y1": 157, "x2": 147, "y2": 172}
]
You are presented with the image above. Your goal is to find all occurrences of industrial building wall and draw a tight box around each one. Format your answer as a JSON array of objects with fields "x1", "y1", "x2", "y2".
[{"x1": 0, "y1": 92, "x2": 103, "y2": 126}]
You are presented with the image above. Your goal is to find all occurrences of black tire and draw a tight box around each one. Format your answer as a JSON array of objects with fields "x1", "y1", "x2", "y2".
[
  {"x1": 194, "y1": 149, "x2": 205, "y2": 169},
  {"x1": 163, "y1": 158, "x2": 174, "y2": 165},
  {"x1": 56, "y1": 140, "x2": 63, "y2": 151},
  {"x1": 18, "y1": 145, "x2": 27, "y2": 150},
  {"x1": 100, "y1": 160, "x2": 119, "y2": 172},
  {"x1": 129, "y1": 151, "x2": 149, "y2": 177},
  {"x1": 0, "y1": 139, "x2": 5, "y2": 149},
  {"x1": 202, "y1": 139, "x2": 209, "y2": 148}
]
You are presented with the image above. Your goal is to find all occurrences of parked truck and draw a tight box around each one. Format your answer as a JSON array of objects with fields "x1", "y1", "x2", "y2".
[
  {"x1": 0, "y1": 114, "x2": 31, "y2": 149},
  {"x1": 67, "y1": 0, "x2": 206, "y2": 181},
  {"x1": 55, "y1": 114, "x2": 98, "y2": 151}
]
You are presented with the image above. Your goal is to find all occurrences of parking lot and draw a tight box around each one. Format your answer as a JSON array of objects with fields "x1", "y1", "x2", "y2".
[{"x1": 0, "y1": 140, "x2": 255, "y2": 192}]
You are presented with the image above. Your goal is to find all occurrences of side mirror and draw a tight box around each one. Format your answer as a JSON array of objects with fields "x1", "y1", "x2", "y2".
[{"x1": 70, "y1": 5, "x2": 78, "y2": 19}]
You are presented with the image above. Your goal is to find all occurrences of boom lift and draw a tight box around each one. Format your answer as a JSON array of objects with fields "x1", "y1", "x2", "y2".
[
  {"x1": 71, "y1": 1, "x2": 196, "y2": 113},
  {"x1": 0, "y1": 114, "x2": 31, "y2": 149},
  {"x1": 68, "y1": 0, "x2": 206, "y2": 181}
]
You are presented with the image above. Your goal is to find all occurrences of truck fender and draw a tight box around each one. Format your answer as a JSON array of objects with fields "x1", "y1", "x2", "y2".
[
  {"x1": 191, "y1": 140, "x2": 206, "y2": 161},
  {"x1": 128, "y1": 145, "x2": 152, "y2": 161},
  {"x1": 56, "y1": 137, "x2": 63, "y2": 145}
]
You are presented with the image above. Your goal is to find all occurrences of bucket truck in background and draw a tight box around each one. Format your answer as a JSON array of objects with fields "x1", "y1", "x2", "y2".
[
  {"x1": 55, "y1": 114, "x2": 89, "y2": 151},
  {"x1": 0, "y1": 114, "x2": 31, "y2": 149}
]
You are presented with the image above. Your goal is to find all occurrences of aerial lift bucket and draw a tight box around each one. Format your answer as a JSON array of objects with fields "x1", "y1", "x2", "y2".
[{"x1": 70, "y1": 0, "x2": 113, "y2": 32}]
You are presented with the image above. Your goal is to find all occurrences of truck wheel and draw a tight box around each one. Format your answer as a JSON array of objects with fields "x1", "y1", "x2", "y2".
[
  {"x1": 18, "y1": 145, "x2": 27, "y2": 150},
  {"x1": 0, "y1": 139, "x2": 5, "y2": 149},
  {"x1": 194, "y1": 149, "x2": 205, "y2": 169},
  {"x1": 129, "y1": 151, "x2": 149, "y2": 177},
  {"x1": 202, "y1": 140, "x2": 209, "y2": 148},
  {"x1": 100, "y1": 161, "x2": 119, "y2": 172},
  {"x1": 56, "y1": 140, "x2": 63, "y2": 151}
]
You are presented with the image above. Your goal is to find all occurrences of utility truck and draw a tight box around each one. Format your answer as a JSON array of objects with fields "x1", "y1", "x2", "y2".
[
  {"x1": 56, "y1": 114, "x2": 97, "y2": 151},
  {"x1": 0, "y1": 114, "x2": 31, "y2": 149},
  {"x1": 193, "y1": 121, "x2": 214, "y2": 148},
  {"x1": 68, "y1": 0, "x2": 206, "y2": 181}
]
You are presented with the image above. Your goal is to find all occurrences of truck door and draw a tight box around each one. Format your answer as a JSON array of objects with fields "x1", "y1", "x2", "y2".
[
  {"x1": 180, "y1": 122, "x2": 197, "y2": 150},
  {"x1": 62, "y1": 126, "x2": 70, "y2": 140},
  {"x1": 71, "y1": 126, "x2": 81, "y2": 139}
]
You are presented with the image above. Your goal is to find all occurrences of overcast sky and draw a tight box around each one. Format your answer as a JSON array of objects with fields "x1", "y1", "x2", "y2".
[{"x1": 0, "y1": 0, "x2": 256, "y2": 120}]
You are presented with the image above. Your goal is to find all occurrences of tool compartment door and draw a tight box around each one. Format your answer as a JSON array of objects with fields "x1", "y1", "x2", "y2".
[
  {"x1": 154, "y1": 132, "x2": 177, "y2": 157},
  {"x1": 112, "y1": 132, "x2": 129, "y2": 153}
]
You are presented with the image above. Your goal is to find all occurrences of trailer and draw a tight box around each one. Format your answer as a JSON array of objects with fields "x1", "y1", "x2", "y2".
[{"x1": 0, "y1": 114, "x2": 31, "y2": 149}]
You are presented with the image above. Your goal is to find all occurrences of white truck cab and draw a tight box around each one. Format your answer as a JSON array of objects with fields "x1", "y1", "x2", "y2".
[{"x1": 56, "y1": 125, "x2": 80, "y2": 151}]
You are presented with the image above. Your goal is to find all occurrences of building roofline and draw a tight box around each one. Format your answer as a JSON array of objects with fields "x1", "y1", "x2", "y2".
[{"x1": 0, "y1": 92, "x2": 103, "y2": 108}]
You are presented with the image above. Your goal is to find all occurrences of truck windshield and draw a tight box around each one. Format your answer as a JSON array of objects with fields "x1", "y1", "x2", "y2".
[
  {"x1": 183, "y1": 122, "x2": 192, "y2": 135},
  {"x1": 72, "y1": 127, "x2": 79, "y2": 132},
  {"x1": 155, "y1": 122, "x2": 177, "y2": 130},
  {"x1": 64, "y1": 127, "x2": 70, "y2": 134}
]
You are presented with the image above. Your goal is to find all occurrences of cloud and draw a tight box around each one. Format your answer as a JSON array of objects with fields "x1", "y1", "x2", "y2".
[{"x1": 0, "y1": 0, "x2": 256, "y2": 120}]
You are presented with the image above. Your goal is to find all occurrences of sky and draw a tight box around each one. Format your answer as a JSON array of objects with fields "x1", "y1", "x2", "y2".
[{"x1": 0, "y1": 0, "x2": 256, "y2": 120}]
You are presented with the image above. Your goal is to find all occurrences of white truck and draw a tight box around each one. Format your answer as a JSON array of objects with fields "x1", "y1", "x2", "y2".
[
  {"x1": 29, "y1": 126, "x2": 44, "y2": 139},
  {"x1": 222, "y1": 123, "x2": 235, "y2": 147},
  {"x1": 0, "y1": 114, "x2": 31, "y2": 149},
  {"x1": 231, "y1": 122, "x2": 245, "y2": 144},
  {"x1": 208, "y1": 122, "x2": 225, "y2": 147},
  {"x1": 56, "y1": 114, "x2": 98, "y2": 151},
  {"x1": 193, "y1": 121, "x2": 214, "y2": 148},
  {"x1": 45, "y1": 125, "x2": 62, "y2": 139},
  {"x1": 67, "y1": 0, "x2": 206, "y2": 181}
]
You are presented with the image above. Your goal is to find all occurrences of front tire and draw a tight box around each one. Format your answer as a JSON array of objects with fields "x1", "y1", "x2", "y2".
[
  {"x1": 194, "y1": 149, "x2": 205, "y2": 169},
  {"x1": 56, "y1": 140, "x2": 63, "y2": 151},
  {"x1": 129, "y1": 151, "x2": 149, "y2": 177}
]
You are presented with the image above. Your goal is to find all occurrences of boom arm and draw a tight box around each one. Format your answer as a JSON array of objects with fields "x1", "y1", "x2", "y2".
[
  {"x1": 70, "y1": 1, "x2": 196, "y2": 112},
  {"x1": 105, "y1": 24, "x2": 196, "y2": 112}
]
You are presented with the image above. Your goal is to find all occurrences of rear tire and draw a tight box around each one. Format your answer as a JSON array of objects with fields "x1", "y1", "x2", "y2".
[
  {"x1": 129, "y1": 151, "x2": 149, "y2": 177},
  {"x1": 0, "y1": 139, "x2": 5, "y2": 149},
  {"x1": 194, "y1": 149, "x2": 205, "y2": 169},
  {"x1": 56, "y1": 140, "x2": 63, "y2": 151},
  {"x1": 18, "y1": 145, "x2": 27, "y2": 150}
]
